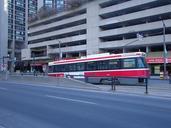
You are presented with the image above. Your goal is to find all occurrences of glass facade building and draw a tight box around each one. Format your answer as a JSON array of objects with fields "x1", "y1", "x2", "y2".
[
  {"x1": 8, "y1": 0, "x2": 27, "y2": 71},
  {"x1": 7, "y1": 0, "x2": 38, "y2": 71},
  {"x1": 8, "y1": 0, "x2": 38, "y2": 60},
  {"x1": 8, "y1": 0, "x2": 26, "y2": 42},
  {"x1": 44, "y1": 0, "x2": 65, "y2": 10},
  {"x1": 29, "y1": 0, "x2": 38, "y2": 17}
]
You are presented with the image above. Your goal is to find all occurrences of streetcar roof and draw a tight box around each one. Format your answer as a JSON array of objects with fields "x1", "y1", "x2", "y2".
[{"x1": 49, "y1": 52, "x2": 145, "y2": 66}]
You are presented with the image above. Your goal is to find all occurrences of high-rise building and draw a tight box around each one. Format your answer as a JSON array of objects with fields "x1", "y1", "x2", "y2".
[
  {"x1": 43, "y1": 0, "x2": 65, "y2": 10},
  {"x1": 29, "y1": 0, "x2": 38, "y2": 18},
  {"x1": 0, "y1": 0, "x2": 38, "y2": 71},
  {"x1": 7, "y1": 0, "x2": 38, "y2": 71},
  {"x1": 0, "y1": 0, "x2": 8, "y2": 71},
  {"x1": 8, "y1": 0, "x2": 27, "y2": 71}
]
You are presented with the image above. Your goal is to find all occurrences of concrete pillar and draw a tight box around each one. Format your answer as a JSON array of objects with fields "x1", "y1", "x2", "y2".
[
  {"x1": 146, "y1": 46, "x2": 150, "y2": 57},
  {"x1": 86, "y1": 2, "x2": 100, "y2": 55},
  {"x1": 47, "y1": 45, "x2": 50, "y2": 57},
  {"x1": 38, "y1": 0, "x2": 44, "y2": 10},
  {"x1": 123, "y1": 48, "x2": 126, "y2": 53},
  {"x1": 146, "y1": 46, "x2": 148, "y2": 53},
  {"x1": 146, "y1": 46, "x2": 150, "y2": 54}
]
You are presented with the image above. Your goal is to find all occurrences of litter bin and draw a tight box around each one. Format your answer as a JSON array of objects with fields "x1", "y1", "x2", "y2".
[{"x1": 160, "y1": 72, "x2": 164, "y2": 79}]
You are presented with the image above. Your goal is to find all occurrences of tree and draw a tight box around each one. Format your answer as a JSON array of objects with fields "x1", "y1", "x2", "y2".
[{"x1": 37, "y1": 6, "x2": 57, "y2": 19}]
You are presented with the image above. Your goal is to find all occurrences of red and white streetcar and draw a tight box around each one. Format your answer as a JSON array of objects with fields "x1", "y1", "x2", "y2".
[{"x1": 48, "y1": 52, "x2": 149, "y2": 81}]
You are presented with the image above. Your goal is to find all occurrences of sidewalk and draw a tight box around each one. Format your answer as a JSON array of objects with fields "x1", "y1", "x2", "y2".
[
  {"x1": 97, "y1": 79, "x2": 171, "y2": 98},
  {"x1": 0, "y1": 74, "x2": 100, "y2": 91}
]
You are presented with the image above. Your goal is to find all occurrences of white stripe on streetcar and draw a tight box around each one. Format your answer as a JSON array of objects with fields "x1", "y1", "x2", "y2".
[{"x1": 48, "y1": 68, "x2": 149, "y2": 75}]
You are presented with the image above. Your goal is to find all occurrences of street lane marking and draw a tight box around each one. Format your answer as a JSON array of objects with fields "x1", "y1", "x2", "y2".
[
  {"x1": 1, "y1": 81, "x2": 171, "y2": 100},
  {"x1": 0, "y1": 126, "x2": 6, "y2": 128},
  {"x1": 45, "y1": 95, "x2": 98, "y2": 105},
  {"x1": 0, "y1": 87, "x2": 8, "y2": 91}
]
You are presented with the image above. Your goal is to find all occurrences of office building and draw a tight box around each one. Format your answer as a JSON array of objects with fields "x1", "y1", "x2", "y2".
[
  {"x1": 22, "y1": 0, "x2": 171, "y2": 75},
  {"x1": 0, "y1": 0, "x2": 38, "y2": 71},
  {"x1": 43, "y1": 0, "x2": 65, "y2": 10},
  {"x1": 29, "y1": 0, "x2": 38, "y2": 18},
  {"x1": 7, "y1": 0, "x2": 39, "y2": 71},
  {"x1": 8, "y1": 0, "x2": 28, "y2": 71}
]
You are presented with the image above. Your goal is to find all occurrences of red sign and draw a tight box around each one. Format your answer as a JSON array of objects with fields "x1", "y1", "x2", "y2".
[{"x1": 146, "y1": 57, "x2": 171, "y2": 64}]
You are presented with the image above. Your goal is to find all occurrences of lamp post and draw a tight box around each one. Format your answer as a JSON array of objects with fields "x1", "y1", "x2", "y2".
[{"x1": 162, "y1": 20, "x2": 167, "y2": 79}]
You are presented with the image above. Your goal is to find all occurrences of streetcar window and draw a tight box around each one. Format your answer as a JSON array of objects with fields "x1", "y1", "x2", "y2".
[
  {"x1": 137, "y1": 57, "x2": 145, "y2": 68},
  {"x1": 61, "y1": 65, "x2": 64, "y2": 72},
  {"x1": 72, "y1": 64, "x2": 77, "y2": 71},
  {"x1": 59, "y1": 65, "x2": 63, "y2": 72},
  {"x1": 68, "y1": 64, "x2": 73, "y2": 71},
  {"x1": 97, "y1": 60, "x2": 108, "y2": 70},
  {"x1": 54, "y1": 64, "x2": 67, "y2": 72},
  {"x1": 87, "y1": 61, "x2": 97, "y2": 71},
  {"x1": 122, "y1": 58, "x2": 136, "y2": 68},
  {"x1": 77, "y1": 63, "x2": 85, "y2": 71},
  {"x1": 108, "y1": 59, "x2": 121, "y2": 69},
  {"x1": 63, "y1": 64, "x2": 69, "y2": 72},
  {"x1": 48, "y1": 66, "x2": 54, "y2": 73},
  {"x1": 54, "y1": 65, "x2": 59, "y2": 72}
]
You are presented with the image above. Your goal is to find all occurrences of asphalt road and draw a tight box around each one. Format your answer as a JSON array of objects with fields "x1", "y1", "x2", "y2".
[{"x1": 0, "y1": 81, "x2": 171, "y2": 128}]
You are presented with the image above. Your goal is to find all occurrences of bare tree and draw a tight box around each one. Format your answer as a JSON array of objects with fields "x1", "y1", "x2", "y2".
[
  {"x1": 28, "y1": 15, "x2": 38, "y2": 23},
  {"x1": 29, "y1": 6, "x2": 58, "y2": 23},
  {"x1": 65, "y1": 0, "x2": 93, "y2": 10},
  {"x1": 37, "y1": 6, "x2": 57, "y2": 19}
]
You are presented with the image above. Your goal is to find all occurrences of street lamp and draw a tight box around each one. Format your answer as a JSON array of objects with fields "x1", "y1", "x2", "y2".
[{"x1": 162, "y1": 20, "x2": 167, "y2": 79}]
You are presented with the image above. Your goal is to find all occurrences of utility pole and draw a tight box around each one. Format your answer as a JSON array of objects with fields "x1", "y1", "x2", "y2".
[{"x1": 162, "y1": 20, "x2": 167, "y2": 79}]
